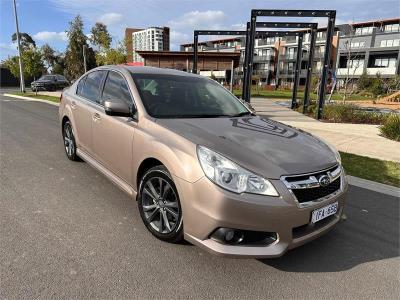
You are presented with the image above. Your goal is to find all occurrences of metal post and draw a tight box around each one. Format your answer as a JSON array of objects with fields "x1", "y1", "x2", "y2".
[
  {"x1": 12, "y1": 0, "x2": 25, "y2": 93},
  {"x1": 275, "y1": 38, "x2": 281, "y2": 89},
  {"x1": 292, "y1": 33, "x2": 303, "y2": 109},
  {"x1": 83, "y1": 45, "x2": 87, "y2": 73},
  {"x1": 242, "y1": 23, "x2": 251, "y2": 100},
  {"x1": 192, "y1": 34, "x2": 198, "y2": 73},
  {"x1": 245, "y1": 15, "x2": 257, "y2": 103},
  {"x1": 303, "y1": 29, "x2": 317, "y2": 114},
  {"x1": 317, "y1": 14, "x2": 336, "y2": 120},
  {"x1": 230, "y1": 59, "x2": 234, "y2": 92}
]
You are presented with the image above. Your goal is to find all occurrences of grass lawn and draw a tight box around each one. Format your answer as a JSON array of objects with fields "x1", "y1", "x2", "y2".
[
  {"x1": 233, "y1": 89, "x2": 374, "y2": 101},
  {"x1": 10, "y1": 91, "x2": 60, "y2": 103},
  {"x1": 340, "y1": 152, "x2": 400, "y2": 187}
]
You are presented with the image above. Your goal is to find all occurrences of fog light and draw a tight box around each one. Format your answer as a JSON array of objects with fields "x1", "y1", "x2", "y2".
[{"x1": 210, "y1": 228, "x2": 244, "y2": 245}]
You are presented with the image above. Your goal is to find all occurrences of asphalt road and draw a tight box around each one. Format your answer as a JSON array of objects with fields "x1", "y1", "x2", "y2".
[{"x1": 0, "y1": 92, "x2": 399, "y2": 299}]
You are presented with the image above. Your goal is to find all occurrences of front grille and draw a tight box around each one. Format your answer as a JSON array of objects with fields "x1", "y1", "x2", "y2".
[
  {"x1": 292, "y1": 178, "x2": 341, "y2": 203},
  {"x1": 281, "y1": 165, "x2": 342, "y2": 206}
]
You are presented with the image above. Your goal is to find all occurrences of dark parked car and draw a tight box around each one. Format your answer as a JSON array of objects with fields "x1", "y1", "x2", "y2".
[{"x1": 31, "y1": 75, "x2": 70, "y2": 91}]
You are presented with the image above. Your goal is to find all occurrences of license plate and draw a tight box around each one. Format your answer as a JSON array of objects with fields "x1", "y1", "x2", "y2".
[{"x1": 311, "y1": 202, "x2": 338, "y2": 223}]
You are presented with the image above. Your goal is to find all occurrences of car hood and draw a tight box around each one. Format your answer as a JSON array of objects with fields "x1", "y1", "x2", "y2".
[{"x1": 156, "y1": 116, "x2": 337, "y2": 179}]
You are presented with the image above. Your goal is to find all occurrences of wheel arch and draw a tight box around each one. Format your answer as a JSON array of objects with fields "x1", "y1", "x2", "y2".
[{"x1": 136, "y1": 157, "x2": 165, "y2": 190}]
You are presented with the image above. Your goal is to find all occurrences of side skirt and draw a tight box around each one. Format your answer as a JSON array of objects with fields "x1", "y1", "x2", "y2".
[{"x1": 76, "y1": 148, "x2": 137, "y2": 199}]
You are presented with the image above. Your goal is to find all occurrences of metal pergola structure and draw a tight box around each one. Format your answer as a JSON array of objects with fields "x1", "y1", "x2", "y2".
[
  {"x1": 244, "y1": 10, "x2": 336, "y2": 119},
  {"x1": 192, "y1": 28, "x2": 306, "y2": 104},
  {"x1": 242, "y1": 21, "x2": 318, "y2": 108},
  {"x1": 193, "y1": 29, "x2": 301, "y2": 72}
]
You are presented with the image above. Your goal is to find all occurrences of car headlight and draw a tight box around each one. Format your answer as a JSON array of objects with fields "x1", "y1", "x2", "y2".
[{"x1": 196, "y1": 146, "x2": 279, "y2": 196}]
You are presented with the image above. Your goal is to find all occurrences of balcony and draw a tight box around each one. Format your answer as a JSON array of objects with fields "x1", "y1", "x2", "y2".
[
  {"x1": 253, "y1": 55, "x2": 275, "y2": 62},
  {"x1": 366, "y1": 67, "x2": 397, "y2": 76},
  {"x1": 336, "y1": 67, "x2": 365, "y2": 77}
]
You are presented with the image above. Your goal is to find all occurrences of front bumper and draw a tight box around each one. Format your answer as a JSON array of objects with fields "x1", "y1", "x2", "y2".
[
  {"x1": 31, "y1": 84, "x2": 51, "y2": 91},
  {"x1": 174, "y1": 172, "x2": 348, "y2": 258}
]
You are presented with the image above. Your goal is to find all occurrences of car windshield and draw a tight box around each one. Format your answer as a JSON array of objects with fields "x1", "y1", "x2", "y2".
[
  {"x1": 40, "y1": 75, "x2": 55, "y2": 80},
  {"x1": 131, "y1": 73, "x2": 250, "y2": 118}
]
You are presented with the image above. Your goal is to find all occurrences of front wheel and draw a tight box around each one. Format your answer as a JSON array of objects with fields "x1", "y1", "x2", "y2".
[{"x1": 138, "y1": 166, "x2": 183, "y2": 243}]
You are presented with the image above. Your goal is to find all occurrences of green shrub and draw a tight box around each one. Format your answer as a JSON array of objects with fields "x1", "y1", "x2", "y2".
[
  {"x1": 322, "y1": 103, "x2": 387, "y2": 124},
  {"x1": 357, "y1": 71, "x2": 372, "y2": 91},
  {"x1": 380, "y1": 114, "x2": 400, "y2": 141},
  {"x1": 369, "y1": 78, "x2": 385, "y2": 96}
]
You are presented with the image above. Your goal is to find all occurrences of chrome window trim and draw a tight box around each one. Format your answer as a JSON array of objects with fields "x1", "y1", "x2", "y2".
[{"x1": 280, "y1": 165, "x2": 343, "y2": 208}]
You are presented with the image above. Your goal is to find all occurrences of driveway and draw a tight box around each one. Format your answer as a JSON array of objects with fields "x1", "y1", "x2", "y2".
[{"x1": 0, "y1": 93, "x2": 399, "y2": 299}]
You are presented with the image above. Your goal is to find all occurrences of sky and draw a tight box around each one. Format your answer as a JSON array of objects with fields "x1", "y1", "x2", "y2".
[{"x1": 0, "y1": 0, "x2": 399, "y2": 61}]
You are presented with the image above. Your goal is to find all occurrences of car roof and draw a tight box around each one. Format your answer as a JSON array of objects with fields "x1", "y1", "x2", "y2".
[{"x1": 96, "y1": 65, "x2": 201, "y2": 78}]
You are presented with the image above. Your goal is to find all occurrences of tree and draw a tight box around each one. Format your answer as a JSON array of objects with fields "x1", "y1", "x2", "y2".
[
  {"x1": 52, "y1": 54, "x2": 66, "y2": 75},
  {"x1": 41, "y1": 43, "x2": 56, "y2": 72},
  {"x1": 357, "y1": 70, "x2": 372, "y2": 91},
  {"x1": 336, "y1": 24, "x2": 364, "y2": 102},
  {"x1": 4, "y1": 46, "x2": 44, "y2": 80},
  {"x1": 95, "y1": 41, "x2": 126, "y2": 66},
  {"x1": 12, "y1": 32, "x2": 36, "y2": 50},
  {"x1": 65, "y1": 15, "x2": 96, "y2": 80},
  {"x1": 90, "y1": 22, "x2": 112, "y2": 50}
]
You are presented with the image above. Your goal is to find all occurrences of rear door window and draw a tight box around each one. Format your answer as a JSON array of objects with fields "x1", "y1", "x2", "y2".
[{"x1": 80, "y1": 71, "x2": 106, "y2": 103}]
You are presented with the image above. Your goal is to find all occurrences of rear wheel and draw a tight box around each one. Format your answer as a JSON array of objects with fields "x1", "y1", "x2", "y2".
[
  {"x1": 138, "y1": 166, "x2": 183, "y2": 243},
  {"x1": 62, "y1": 120, "x2": 79, "y2": 161}
]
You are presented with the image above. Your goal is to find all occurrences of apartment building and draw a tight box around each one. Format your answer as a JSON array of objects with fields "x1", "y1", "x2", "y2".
[
  {"x1": 125, "y1": 27, "x2": 170, "y2": 62},
  {"x1": 180, "y1": 18, "x2": 399, "y2": 87},
  {"x1": 336, "y1": 18, "x2": 400, "y2": 86},
  {"x1": 180, "y1": 30, "x2": 338, "y2": 86}
]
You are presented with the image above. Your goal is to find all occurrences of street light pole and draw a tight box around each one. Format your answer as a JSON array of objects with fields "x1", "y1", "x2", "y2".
[
  {"x1": 12, "y1": 0, "x2": 25, "y2": 92},
  {"x1": 83, "y1": 45, "x2": 87, "y2": 73}
]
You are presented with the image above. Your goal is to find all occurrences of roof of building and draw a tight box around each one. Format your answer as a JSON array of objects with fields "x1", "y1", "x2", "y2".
[
  {"x1": 349, "y1": 17, "x2": 400, "y2": 27},
  {"x1": 136, "y1": 50, "x2": 240, "y2": 58},
  {"x1": 181, "y1": 37, "x2": 242, "y2": 47}
]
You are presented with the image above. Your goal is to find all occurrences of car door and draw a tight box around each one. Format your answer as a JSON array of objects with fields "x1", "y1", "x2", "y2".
[
  {"x1": 92, "y1": 70, "x2": 137, "y2": 184},
  {"x1": 72, "y1": 70, "x2": 106, "y2": 155}
]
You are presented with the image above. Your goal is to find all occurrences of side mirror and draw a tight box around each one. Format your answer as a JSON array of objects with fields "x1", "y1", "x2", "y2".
[{"x1": 104, "y1": 99, "x2": 134, "y2": 117}]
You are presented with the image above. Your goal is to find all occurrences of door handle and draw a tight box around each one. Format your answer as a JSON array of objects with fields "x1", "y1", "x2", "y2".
[
  {"x1": 92, "y1": 113, "x2": 101, "y2": 121},
  {"x1": 71, "y1": 101, "x2": 77, "y2": 109}
]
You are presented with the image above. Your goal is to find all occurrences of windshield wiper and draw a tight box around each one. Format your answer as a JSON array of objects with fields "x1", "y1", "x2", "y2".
[{"x1": 230, "y1": 111, "x2": 254, "y2": 117}]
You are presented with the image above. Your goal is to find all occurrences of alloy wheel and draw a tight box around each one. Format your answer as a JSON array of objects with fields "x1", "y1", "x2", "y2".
[
  {"x1": 64, "y1": 123, "x2": 75, "y2": 157},
  {"x1": 141, "y1": 176, "x2": 180, "y2": 234}
]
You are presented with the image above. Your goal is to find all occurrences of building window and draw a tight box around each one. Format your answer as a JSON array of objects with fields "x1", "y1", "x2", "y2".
[
  {"x1": 380, "y1": 39, "x2": 400, "y2": 47},
  {"x1": 350, "y1": 41, "x2": 365, "y2": 48},
  {"x1": 373, "y1": 57, "x2": 397, "y2": 68},
  {"x1": 355, "y1": 27, "x2": 374, "y2": 35},
  {"x1": 384, "y1": 24, "x2": 400, "y2": 32},
  {"x1": 287, "y1": 48, "x2": 295, "y2": 59},
  {"x1": 348, "y1": 59, "x2": 364, "y2": 68}
]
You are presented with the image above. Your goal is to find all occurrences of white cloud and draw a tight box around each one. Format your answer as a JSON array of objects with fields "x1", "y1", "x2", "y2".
[
  {"x1": 33, "y1": 31, "x2": 68, "y2": 42},
  {"x1": 97, "y1": 13, "x2": 124, "y2": 26},
  {"x1": 0, "y1": 43, "x2": 17, "y2": 51},
  {"x1": 230, "y1": 23, "x2": 247, "y2": 30},
  {"x1": 0, "y1": 43, "x2": 17, "y2": 60},
  {"x1": 168, "y1": 10, "x2": 226, "y2": 30}
]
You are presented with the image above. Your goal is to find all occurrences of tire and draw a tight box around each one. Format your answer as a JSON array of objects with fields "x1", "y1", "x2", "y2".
[
  {"x1": 62, "y1": 120, "x2": 80, "y2": 161},
  {"x1": 138, "y1": 165, "x2": 184, "y2": 243}
]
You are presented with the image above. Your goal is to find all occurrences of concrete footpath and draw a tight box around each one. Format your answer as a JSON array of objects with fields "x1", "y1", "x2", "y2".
[{"x1": 251, "y1": 98, "x2": 400, "y2": 162}]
